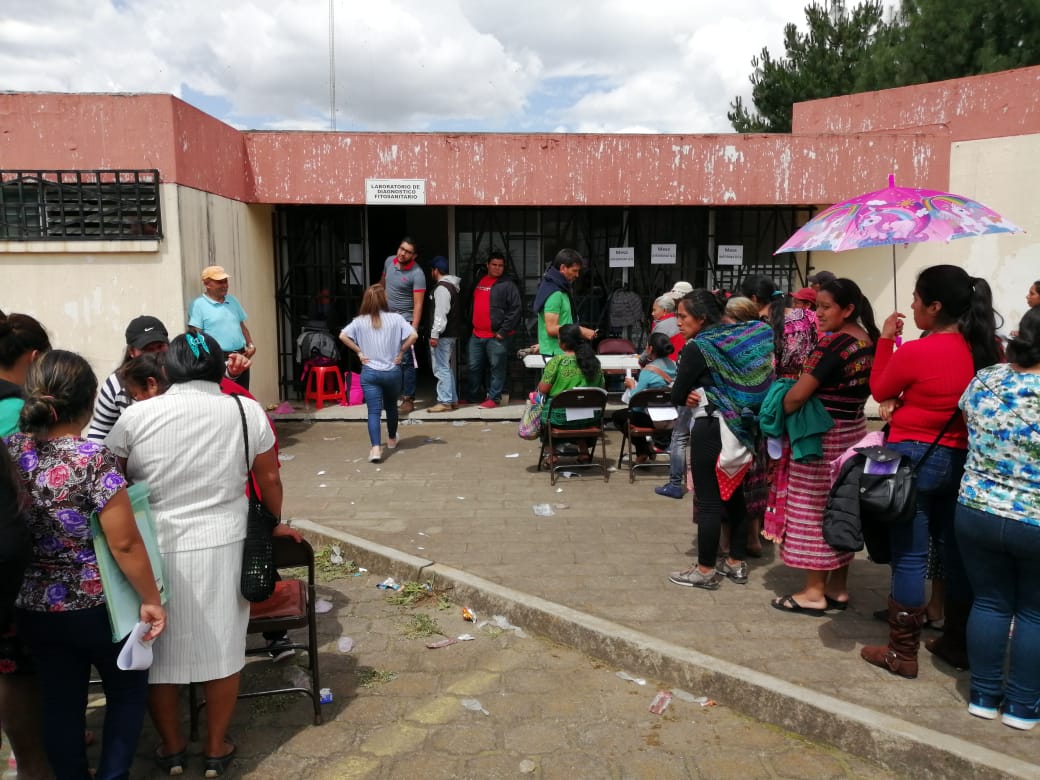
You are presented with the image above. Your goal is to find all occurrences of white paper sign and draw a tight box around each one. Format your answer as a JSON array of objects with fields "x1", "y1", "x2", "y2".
[
  {"x1": 650, "y1": 244, "x2": 677, "y2": 265},
  {"x1": 609, "y1": 247, "x2": 635, "y2": 268},
  {"x1": 365, "y1": 179, "x2": 427, "y2": 205},
  {"x1": 648, "y1": 407, "x2": 679, "y2": 422},
  {"x1": 718, "y1": 244, "x2": 744, "y2": 266},
  {"x1": 565, "y1": 408, "x2": 596, "y2": 421}
]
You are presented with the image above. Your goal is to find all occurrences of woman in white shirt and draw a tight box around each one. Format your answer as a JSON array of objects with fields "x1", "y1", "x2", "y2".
[
  {"x1": 339, "y1": 285, "x2": 418, "y2": 463},
  {"x1": 107, "y1": 332, "x2": 297, "y2": 777}
]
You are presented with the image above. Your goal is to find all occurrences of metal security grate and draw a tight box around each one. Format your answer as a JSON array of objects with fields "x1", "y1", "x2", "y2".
[{"x1": 0, "y1": 170, "x2": 163, "y2": 240}]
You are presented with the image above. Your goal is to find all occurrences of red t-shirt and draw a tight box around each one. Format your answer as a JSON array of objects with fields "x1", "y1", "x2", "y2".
[
  {"x1": 471, "y1": 274, "x2": 495, "y2": 338},
  {"x1": 869, "y1": 333, "x2": 972, "y2": 448}
]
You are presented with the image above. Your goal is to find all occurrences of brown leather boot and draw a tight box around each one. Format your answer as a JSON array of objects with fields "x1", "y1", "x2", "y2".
[
  {"x1": 861, "y1": 596, "x2": 926, "y2": 679},
  {"x1": 925, "y1": 599, "x2": 971, "y2": 670}
]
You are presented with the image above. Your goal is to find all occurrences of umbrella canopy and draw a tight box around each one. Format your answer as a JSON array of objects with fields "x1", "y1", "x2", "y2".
[{"x1": 776, "y1": 175, "x2": 1021, "y2": 254}]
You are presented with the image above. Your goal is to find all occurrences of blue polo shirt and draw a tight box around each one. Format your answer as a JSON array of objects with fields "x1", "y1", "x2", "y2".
[{"x1": 188, "y1": 293, "x2": 248, "y2": 351}]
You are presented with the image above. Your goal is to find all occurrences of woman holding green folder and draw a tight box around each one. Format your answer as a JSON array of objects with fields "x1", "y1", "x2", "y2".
[{"x1": 6, "y1": 350, "x2": 166, "y2": 780}]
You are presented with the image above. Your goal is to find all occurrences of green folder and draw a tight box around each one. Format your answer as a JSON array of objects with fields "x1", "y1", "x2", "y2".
[{"x1": 90, "y1": 482, "x2": 168, "y2": 642}]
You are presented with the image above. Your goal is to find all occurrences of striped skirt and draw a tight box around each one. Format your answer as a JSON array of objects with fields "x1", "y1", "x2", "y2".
[
  {"x1": 150, "y1": 541, "x2": 249, "y2": 685},
  {"x1": 779, "y1": 417, "x2": 865, "y2": 570}
]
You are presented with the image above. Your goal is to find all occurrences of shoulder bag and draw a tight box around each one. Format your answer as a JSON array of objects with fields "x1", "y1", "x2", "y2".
[
  {"x1": 856, "y1": 408, "x2": 962, "y2": 526},
  {"x1": 232, "y1": 394, "x2": 280, "y2": 602}
]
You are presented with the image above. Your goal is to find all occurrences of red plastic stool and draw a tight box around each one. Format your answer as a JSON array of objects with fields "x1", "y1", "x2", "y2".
[{"x1": 303, "y1": 365, "x2": 347, "y2": 409}]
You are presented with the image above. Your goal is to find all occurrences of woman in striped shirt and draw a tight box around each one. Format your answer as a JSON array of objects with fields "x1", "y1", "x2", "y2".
[{"x1": 339, "y1": 285, "x2": 418, "y2": 463}]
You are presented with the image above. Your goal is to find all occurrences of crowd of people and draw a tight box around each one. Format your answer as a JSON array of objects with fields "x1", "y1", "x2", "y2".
[
  {"x1": 526, "y1": 256, "x2": 1038, "y2": 733},
  {"x1": 1, "y1": 257, "x2": 1037, "y2": 777},
  {"x1": 1, "y1": 268, "x2": 300, "y2": 778}
]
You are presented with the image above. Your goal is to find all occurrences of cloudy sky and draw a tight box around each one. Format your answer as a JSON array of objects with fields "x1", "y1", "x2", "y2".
[{"x1": 2, "y1": 0, "x2": 808, "y2": 134}]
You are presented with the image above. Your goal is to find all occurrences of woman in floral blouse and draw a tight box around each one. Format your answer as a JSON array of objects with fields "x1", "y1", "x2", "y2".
[
  {"x1": 956, "y1": 307, "x2": 1040, "y2": 731},
  {"x1": 6, "y1": 350, "x2": 165, "y2": 779}
]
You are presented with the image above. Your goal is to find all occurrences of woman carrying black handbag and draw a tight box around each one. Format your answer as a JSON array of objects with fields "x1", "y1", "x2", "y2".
[
  {"x1": 107, "y1": 332, "x2": 300, "y2": 777},
  {"x1": 865, "y1": 265, "x2": 1002, "y2": 678}
]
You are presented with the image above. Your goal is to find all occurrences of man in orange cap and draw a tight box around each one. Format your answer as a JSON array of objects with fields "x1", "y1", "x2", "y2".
[{"x1": 188, "y1": 265, "x2": 256, "y2": 388}]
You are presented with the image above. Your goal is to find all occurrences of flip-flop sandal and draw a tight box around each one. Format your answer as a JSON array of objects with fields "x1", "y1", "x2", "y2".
[
  {"x1": 771, "y1": 594, "x2": 826, "y2": 617},
  {"x1": 824, "y1": 595, "x2": 849, "y2": 611},
  {"x1": 203, "y1": 741, "x2": 236, "y2": 778}
]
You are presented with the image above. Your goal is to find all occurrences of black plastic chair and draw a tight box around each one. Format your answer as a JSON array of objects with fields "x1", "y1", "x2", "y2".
[
  {"x1": 189, "y1": 537, "x2": 322, "y2": 738},
  {"x1": 537, "y1": 387, "x2": 609, "y2": 485},
  {"x1": 615, "y1": 388, "x2": 677, "y2": 482}
]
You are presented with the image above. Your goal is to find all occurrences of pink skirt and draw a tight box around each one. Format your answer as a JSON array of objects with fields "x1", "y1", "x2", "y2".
[{"x1": 779, "y1": 417, "x2": 865, "y2": 570}]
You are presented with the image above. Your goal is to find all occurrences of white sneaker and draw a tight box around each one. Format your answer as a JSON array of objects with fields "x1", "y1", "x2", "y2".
[{"x1": 368, "y1": 446, "x2": 382, "y2": 463}]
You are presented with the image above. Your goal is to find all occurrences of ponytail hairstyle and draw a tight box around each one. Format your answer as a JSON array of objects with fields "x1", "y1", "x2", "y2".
[
  {"x1": 19, "y1": 350, "x2": 97, "y2": 435},
  {"x1": 915, "y1": 264, "x2": 1002, "y2": 370},
  {"x1": 647, "y1": 332, "x2": 675, "y2": 359},
  {"x1": 739, "y1": 274, "x2": 785, "y2": 358},
  {"x1": 1007, "y1": 307, "x2": 1040, "y2": 369},
  {"x1": 677, "y1": 289, "x2": 725, "y2": 330},
  {"x1": 820, "y1": 278, "x2": 880, "y2": 343},
  {"x1": 558, "y1": 324, "x2": 601, "y2": 384},
  {"x1": 165, "y1": 333, "x2": 225, "y2": 384},
  {"x1": 0, "y1": 312, "x2": 51, "y2": 370}
]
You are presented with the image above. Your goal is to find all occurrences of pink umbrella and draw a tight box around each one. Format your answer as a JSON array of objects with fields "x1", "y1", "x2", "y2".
[{"x1": 776, "y1": 174, "x2": 1023, "y2": 307}]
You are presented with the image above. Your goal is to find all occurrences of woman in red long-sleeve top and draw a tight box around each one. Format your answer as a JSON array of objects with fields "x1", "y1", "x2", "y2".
[{"x1": 863, "y1": 264, "x2": 1002, "y2": 679}]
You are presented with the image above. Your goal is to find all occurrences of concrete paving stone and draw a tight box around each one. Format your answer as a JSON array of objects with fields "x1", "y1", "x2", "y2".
[
  {"x1": 536, "y1": 751, "x2": 617, "y2": 778},
  {"x1": 309, "y1": 754, "x2": 383, "y2": 780},
  {"x1": 690, "y1": 747, "x2": 773, "y2": 779},
  {"x1": 380, "y1": 752, "x2": 464, "y2": 779},
  {"x1": 426, "y1": 721, "x2": 501, "y2": 754},
  {"x1": 617, "y1": 754, "x2": 693, "y2": 780},
  {"x1": 504, "y1": 721, "x2": 582, "y2": 754},
  {"x1": 356, "y1": 722, "x2": 429, "y2": 757}
]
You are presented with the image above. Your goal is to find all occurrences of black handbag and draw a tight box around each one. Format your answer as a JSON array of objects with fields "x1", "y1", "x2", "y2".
[
  {"x1": 858, "y1": 408, "x2": 961, "y2": 526},
  {"x1": 232, "y1": 394, "x2": 279, "y2": 603}
]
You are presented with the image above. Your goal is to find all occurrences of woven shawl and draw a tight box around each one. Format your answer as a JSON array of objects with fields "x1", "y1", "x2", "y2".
[{"x1": 694, "y1": 320, "x2": 776, "y2": 448}]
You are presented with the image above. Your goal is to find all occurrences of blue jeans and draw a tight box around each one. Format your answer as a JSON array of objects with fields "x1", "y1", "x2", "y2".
[
  {"x1": 431, "y1": 337, "x2": 457, "y2": 404},
  {"x1": 400, "y1": 346, "x2": 417, "y2": 398},
  {"x1": 955, "y1": 503, "x2": 1040, "y2": 711},
  {"x1": 886, "y1": 441, "x2": 966, "y2": 606},
  {"x1": 359, "y1": 366, "x2": 402, "y2": 446},
  {"x1": 467, "y1": 335, "x2": 510, "y2": 403},
  {"x1": 17, "y1": 605, "x2": 149, "y2": 780},
  {"x1": 667, "y1": 406, "x2": 692, "y2": 487}
]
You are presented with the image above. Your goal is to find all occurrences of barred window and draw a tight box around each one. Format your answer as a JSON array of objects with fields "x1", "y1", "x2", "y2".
[{"x1": 0, "y1": 170, "x2": 162, "y2": 240}]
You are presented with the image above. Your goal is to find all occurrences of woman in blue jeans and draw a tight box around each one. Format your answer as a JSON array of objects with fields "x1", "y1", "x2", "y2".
[
  {"x1": 956, "y1": 307, "x2": 1040, "y2": 730},
  {"x1": 865, "y1": 265, "x2": 1001, "y2": 678},
  {"x1": 339, "y1": 285, "x2": 418, "y2": 463},
  {"x1": 8, "y1": 350, "x2": 166, "y2": 779}
]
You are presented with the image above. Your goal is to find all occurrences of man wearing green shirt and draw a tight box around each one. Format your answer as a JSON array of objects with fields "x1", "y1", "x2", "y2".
[{"x1": 533, "y1": 249, "x2": 597, "y2": 356}]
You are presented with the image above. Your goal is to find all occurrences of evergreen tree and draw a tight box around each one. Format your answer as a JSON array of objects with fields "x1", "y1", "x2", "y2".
[
  {"x1": 728, "y1": 1, "x2": 887, "y2": 133},
  {"x1": 867, "y1": 0, "x2": 1040, "y2": 87}
]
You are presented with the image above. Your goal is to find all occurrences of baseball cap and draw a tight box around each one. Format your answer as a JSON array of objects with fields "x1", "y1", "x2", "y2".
[
  {"x1": 793, "y1": 287, "x2": 817, "y2": 304},
  {"x1": 430, "y1": 256, "x2": 449, "y2": 273},
  {"x1": 125, "y1": 316, "x2": 169, "y2": 350},
  {"x1": 201, "y1": 265, "x2": 230, "y2": 281},
  {"x1": 670, "y1": 281, "x2": 694, "y2": 298},
  {"x1": 807, "y1": 270, "x2": 836, "y2": 286}
]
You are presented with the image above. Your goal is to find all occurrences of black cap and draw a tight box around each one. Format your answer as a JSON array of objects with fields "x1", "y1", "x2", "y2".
[{"x1": 125, "y1": 316, "x2": 169, "y2": 350}]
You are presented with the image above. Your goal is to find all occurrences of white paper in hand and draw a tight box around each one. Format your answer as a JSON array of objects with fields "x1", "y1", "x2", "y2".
[{"x1": 117, "y1": 621, "x2": 156, "y2": 671}]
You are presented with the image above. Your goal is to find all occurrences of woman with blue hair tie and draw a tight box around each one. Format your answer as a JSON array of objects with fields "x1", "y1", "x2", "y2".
[{"x1": 107, "y1": 332, "x2": 299, "y2": 777}]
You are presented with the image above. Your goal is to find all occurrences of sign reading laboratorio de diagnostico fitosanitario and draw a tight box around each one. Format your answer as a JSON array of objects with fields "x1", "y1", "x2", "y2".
[{"x1": 365, "y1": 179, "x2": 427, "y2": 205}]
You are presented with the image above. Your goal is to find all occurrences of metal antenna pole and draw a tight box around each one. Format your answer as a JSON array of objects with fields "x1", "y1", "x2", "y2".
[{"x1": 328, "y1": 0, "x2": 336, "y2": 131}]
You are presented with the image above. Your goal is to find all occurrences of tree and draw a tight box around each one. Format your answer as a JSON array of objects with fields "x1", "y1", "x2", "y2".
[
  {"x1": 728, "y1": 1, "x2": 888, "y2": 133},
  {"x1": 730, "y1": 0, "x2": 1040, "y2": 133},
  {"x1": 865, "y1": 0, "x2": 1040, "y2": 87}
]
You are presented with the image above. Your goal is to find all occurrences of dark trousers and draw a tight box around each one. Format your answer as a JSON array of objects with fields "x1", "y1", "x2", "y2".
[
  {"x1": 690, "y1": 416, "x2": 748, "y2": 567},
  {"x1": 17, "y1": 605, "x2": 149, "y2": 780}
]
